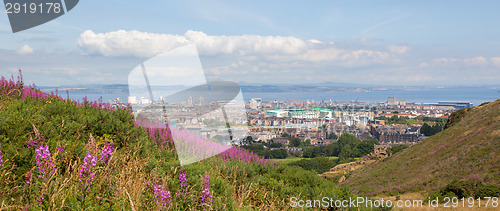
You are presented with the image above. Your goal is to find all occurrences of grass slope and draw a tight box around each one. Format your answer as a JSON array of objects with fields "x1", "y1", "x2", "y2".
[{"x1": 346, "y1": 99, "x2": 500, "y2": 196}]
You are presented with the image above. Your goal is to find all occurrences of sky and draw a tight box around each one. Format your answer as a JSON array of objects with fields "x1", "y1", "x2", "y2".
[{"x1": 1, "y1": 0, "x2": 500, "y2": 86}]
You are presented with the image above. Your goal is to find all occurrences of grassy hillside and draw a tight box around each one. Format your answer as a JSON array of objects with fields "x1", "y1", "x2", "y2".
[
  {"x1": 345, "y1": 99, "x2": 500, "y2": 196},
  {"x1": 0, "y1": 73, "x2": 374, "y2": 210}
]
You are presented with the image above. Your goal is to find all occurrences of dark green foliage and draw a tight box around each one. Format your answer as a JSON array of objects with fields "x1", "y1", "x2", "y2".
[
  {"x1": 241, "y1": 143, "x2": 265, "y2": 153},
  {"x1": 260, "y1": 149, "x2": 288, "y2": 159},
  {"x1": 436, "y1": 180, "x2": 500, "y2": 199},
  {"x1": 441, "y1": 180, "x2": 477, "y2": 198},
  {"x1": 421, "y1": 117, "x2": 448, "y2": 123},
  {"x1": 479, "y1": 102, "x2": 490, "y2": 107},
  {"x1": 476, "y1": 184, "x2": 500, "y2": 198},
  {"x1": 420, "y1": 122, "x2": 444, "y2": 136},
  {"x1": 327, "y1": 133, "x2": 338, "y2": 140},
  {"x1": 444, "y1": 107, "x2": 471, "y2": 130},
  {"x1": 303, "y1": 133, "x2": 379, "y2": 160},
  {"x1": 268, "y1": 142, "x2": 283, "y2": 148},
  {"x1": 287, "y1": 157, "x2": 338, "y2": 174},
  {"x1": 241, "y1": 144, "x2": 287, "y2": 159},
  {"x1": 386, "y1": 145, "x2": 408, "y2": 155},
  {"x1": 290, "y1": 138, "x2": 301, "y2": 147}
]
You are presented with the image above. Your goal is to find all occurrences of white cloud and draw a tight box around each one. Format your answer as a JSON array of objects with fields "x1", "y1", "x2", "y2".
[
  {"x1": 78, "y1": 30, "x2": 308, "y2": 58},
  {"x1": 77, "y1": 30, "x2": 189, "y2": 58},
  {"x1": 16, "y1": 45, "x2": 34, "y2": 55},
  {"x1": 491, "y1": 57, "x2": 500, "y2": 67},
  {"x1": 387, "y1": 45, "x2": 409, "y2": 54},
  {"x1": 463, "y1": 56, "x2": 487, "y2": 66},
  {"x1": 426, "y1": 56, "x2": 489, "y2": 67},
  {"x1": 77, "y1": 30, "x2": 404, "y2": 66},
  {"x1": 308, "y1": 39, "x2": 323, "y2": 44}
]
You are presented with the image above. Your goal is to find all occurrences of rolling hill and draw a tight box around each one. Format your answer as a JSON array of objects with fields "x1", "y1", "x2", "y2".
[{"x1": 345, "y1": 99, "x2": 500, "y2": 196}]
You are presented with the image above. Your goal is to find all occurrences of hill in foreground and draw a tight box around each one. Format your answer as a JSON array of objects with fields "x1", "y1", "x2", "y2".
[
  {"x1": 0, "y1": 73, "x2": 368, "y2": 210},
  {"x1": 345, "y1": 99, "x2": 500, "y2": 197}
]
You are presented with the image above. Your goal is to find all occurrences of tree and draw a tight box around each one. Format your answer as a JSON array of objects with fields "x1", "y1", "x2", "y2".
[
  {"x1": 420, "y1": 123, "x2": 432, "y2": 136},
  {"x1": 305, "y1": 139, "x2": 311, "y2": 146},
  {"x1": 355, "y1": 139, "x2": 379, "y2": 157},
  {"x1": 386, "y1": 145, "x2": 408, "y2": 155},
  {"x1": 244, "y1": 135, "x2": 254, "y2": 144},
  {"x1": 281, "y1": 132, "x2": 290, "y2": 137},
  {"x1": 421, "y1": 123, "x2": 443, "y2": 136},
  {"x1": 269, "y1": 143, "x2": 283, "y2": 148},
  {"x1": 290, "y1": 138, "x2": 301, "y2": 147},
  {"x1": 327, "y1": 133, "x2": 338, "y2": 140}
]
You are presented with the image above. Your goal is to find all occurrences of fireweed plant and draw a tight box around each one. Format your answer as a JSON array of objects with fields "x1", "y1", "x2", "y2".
[{"x1": 200, "y1": 172, "x2": 213, "y2": 210}]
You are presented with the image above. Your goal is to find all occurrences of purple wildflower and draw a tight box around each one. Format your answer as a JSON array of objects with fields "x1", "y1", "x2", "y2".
[
  {"x1": 100, "y1": 141, "x2": 115, "y2": 164},
  {"x1": 35, "y1": 144, "x2": 54, "y2": 179},
  {"x1": 179, "y1": 173, "x2": 188, "y2": 188},
  {"x1": 79, "y1": 152, "x2": 97, "y2": 191},
  {"x1": 200, "y1": 172, "x2": 213, "y2": 209},
  {"x1": 57, "y1": 143, "x2": 65, "y2": 160},
  {"x1": 154, "y1": 184, "x2": 172, "y2": 208}
]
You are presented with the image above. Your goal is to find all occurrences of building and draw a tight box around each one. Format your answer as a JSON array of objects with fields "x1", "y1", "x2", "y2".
[
  {"x1": 436, "y1": 101, "x2": 473, "y2": 109},
  {"x1": 128, "y1": 96, "x2": 137, "y2": 104},
  {"x1": 387, "y1": 97, "x2": 406, "y2": 106},
  {"x1": 140, "y1": 97, "x2": 151, "y2": 104},
  {"x1": 250, "y1": 98, "x2": 262, "y2": 109}
]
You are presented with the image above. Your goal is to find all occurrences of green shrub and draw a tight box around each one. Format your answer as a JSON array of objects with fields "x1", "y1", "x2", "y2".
[
  {"x1": 287, "y1": 156, "x2": 337, "y2": 174},
  {"x1": 476, "y1": 184, "x2": 500, "y2": 198}
]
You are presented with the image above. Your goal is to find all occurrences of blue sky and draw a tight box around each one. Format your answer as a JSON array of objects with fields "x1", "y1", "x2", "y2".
[{"x1": 1, "y1": 0, "x2": 500, "y2": 86}]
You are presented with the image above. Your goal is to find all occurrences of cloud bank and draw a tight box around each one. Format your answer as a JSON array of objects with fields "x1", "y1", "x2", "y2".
[{"x1": 77, "y1": 30, "x2": 406, "y2": 66}]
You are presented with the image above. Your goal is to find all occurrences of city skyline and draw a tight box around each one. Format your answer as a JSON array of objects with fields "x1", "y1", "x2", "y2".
[{"x1": 1, "y1": 1, "x2": 500, "y2": 86}]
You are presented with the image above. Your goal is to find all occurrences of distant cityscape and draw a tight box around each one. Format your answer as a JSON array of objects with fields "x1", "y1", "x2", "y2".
[{"x1": 114, "y1": 94, "x2": 473, "y2": 155}]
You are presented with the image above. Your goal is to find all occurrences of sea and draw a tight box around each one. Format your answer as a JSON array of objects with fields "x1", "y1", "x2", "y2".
[{"x1": 66, "y1": 87, "x2": 499, "y2": 106}]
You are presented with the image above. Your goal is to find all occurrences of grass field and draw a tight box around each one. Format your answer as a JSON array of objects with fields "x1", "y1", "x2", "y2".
[{"x1": 271, "y1": 156, "x2": 339, "y2": 165}]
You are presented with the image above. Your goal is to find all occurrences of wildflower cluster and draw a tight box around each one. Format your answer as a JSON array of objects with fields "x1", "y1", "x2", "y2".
[
  {"x1": 35, "y1": 145, "x2": 55, "y2": 179},
  {"x1": 218, "y1": 146, "x2": 275, "y2": 165},
  {"x1": 135, "y1": 117, "x2": 174, "y2": 149},
  {"x1": 100, "y1": 141, "x2": 115, "y2": 164},
  {"x1": 79, "y1": 153, "x2": 97, "y2": 191},
  {"x1": 179, "y1": 173, "x2": 188, "y2": 188},
  {"x1": 200, "y1": 173, "x2": 213, "y2": 209},
  {"x1": 56, "y1": 143, "x2": 65, "y2": 160},
  {"x1": 176, "y1": 172, "x2": 191, "y2": 199},
  {"x1": 0, "y1": 70, "x2": 130, "y2": 111},
  {"x1": 154, "y1": 184, "x2": 173, "y2": 208}
]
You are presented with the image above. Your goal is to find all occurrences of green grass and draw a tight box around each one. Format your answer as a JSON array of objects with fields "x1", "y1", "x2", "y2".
[{"x1": 271, "y1": 156, "x2": 338, "y2": 165}]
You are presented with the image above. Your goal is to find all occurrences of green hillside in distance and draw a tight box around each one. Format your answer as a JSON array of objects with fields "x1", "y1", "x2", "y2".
[{"x1": 345, "y1": 99, "x2": 500, "y2": 196}]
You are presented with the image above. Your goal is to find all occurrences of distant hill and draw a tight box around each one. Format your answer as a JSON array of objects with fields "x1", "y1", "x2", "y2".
[{"x1": 345, "y1": 99, "x2": 500, "y2": 195}]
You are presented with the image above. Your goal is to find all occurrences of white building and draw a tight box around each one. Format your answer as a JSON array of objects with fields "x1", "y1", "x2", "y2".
[
  {"x1": 128, "y1": 96, "x2": 137, "y2": 104},
  {"x1": 250, "y1": 98, "x2": 262, "y2": 109}
]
